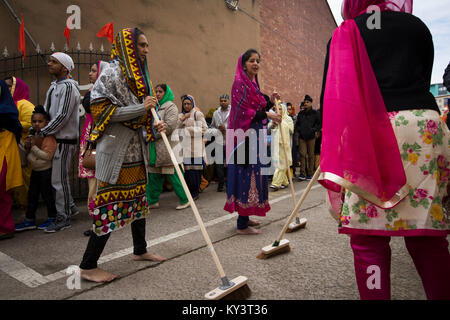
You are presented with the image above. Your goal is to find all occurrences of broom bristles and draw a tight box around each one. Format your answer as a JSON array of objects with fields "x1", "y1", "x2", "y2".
[
  {"x1": 256, "y1": 244, "x2": 291, "y2": 259},
  {"x1": 220, "y1": 284, "x2": 252, "y2": 300}
]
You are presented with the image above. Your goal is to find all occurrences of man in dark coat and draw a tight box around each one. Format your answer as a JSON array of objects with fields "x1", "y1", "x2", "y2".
[{"x1": 294, "y1": 95, "x2": 321, "y2": 180}]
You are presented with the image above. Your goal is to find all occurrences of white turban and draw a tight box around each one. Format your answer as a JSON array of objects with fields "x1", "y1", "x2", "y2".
[{"x1": 51, "y1": 52, "x2": 75, "y2": 73}]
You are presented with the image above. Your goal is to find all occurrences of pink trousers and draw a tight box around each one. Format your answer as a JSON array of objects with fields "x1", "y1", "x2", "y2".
[
  {"x1": 0, "y1": 158, "x2": 14, "y2": 234},
  {"x1": 350, "y1": 234, "x2": 450, "y2": 300}
]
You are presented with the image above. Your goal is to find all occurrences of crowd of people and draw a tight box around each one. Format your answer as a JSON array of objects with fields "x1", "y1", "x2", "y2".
[{"x1": 0, "y1": 0, "x2": 449, "y2": 299}]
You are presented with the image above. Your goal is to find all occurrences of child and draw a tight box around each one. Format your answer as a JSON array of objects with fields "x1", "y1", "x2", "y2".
[{"x1": 15, "y1": 106, "x2": 57, "y2": 231}]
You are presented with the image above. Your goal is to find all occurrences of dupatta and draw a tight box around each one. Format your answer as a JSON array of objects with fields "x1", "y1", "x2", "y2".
[
  {"x1": 226, "y1": 54, "x2": 267, "y2": 163},
  {"x1": 319, "y1": 7, "x2": 412, "y2": 209}
]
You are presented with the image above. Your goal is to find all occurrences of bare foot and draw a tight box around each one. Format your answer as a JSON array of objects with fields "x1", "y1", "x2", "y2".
[
  {"x1": 237, "y1": 227, "x2": 261, "y2": 235},
  {"x1": 132, "y1": 252, "x2": 166, "y2": 262},
  {"x1": 80, "y1": 268, "x2": 118, "y2": 283},
  {"x1": 248, "y1": 219, "x2": 261, "y2": 227}
]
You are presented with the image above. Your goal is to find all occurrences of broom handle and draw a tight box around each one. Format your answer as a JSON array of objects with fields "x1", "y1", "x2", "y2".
[
  {"x1": 275, "y1": 100, "x2": 296, "y2": 208},
  {"x1": 275, "y1": 166, "x2": 321, "y2": 243},
  {"x1": 150, "y1": 108, "x2": 227, "y2": 279}
]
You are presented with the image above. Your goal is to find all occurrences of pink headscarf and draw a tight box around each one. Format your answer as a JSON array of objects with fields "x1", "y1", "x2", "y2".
[
  {"x1": 226, "y1": 53, "x2": 268, "y2": 163},
  {"x1": 10, "y1": 77, "x2": 30, "y2": 103},
  {"x1": 319, "y1": 0, "x2": 413, "y2": 209},
  {"x1": 342, "y1": 0, "x2": 412, "y2": 20},
  {"x1": 227, "y1": 53, "x2": 267, "y2": 133}
]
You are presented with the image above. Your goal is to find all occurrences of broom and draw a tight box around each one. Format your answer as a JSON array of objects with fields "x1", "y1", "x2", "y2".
[
  {"x1": 148, "y1": 94, "x2": 251, "y2": 300},
  {"x1": 273, "y1": 100, "x2": 307, "y2": 233},
  {"x1": 256, "y1": 166, "x2": 321, "y2": 259}
]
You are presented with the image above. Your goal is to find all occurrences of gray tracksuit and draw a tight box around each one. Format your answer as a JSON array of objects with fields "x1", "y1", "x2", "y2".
[{"x1": 42, "y1": 78, "x2": 80, "y2": 221}]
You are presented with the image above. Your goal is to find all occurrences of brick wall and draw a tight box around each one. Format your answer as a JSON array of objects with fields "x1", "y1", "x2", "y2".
[{"x1": 258, "y1": 0, "x2": 337, "y2": 113}]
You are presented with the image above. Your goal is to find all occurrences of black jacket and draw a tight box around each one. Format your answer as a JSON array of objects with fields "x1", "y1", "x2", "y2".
[
  {"x1": 295, "y1": 108, "x2": 321, "y2": 140},
  {"x1": 444, "y1": 62, "x2": 450, "y2": 92},
  {"x1": 320, "y1": 12, "x2": 439, "y2": 118}
]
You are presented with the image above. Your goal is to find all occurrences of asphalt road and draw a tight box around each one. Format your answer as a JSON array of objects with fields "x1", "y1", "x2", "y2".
[{"x1": 0, "y1": 178, "x2": 435, "y2": 301}]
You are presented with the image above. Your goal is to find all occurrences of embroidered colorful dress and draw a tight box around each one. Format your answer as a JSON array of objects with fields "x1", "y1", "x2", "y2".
[
  {"x1": 340, "y1": 110, "x2": 450, "y2": 236},
  {"x1": 224, "y1": 55, "x2": 271, "y2": 217},
  {"x1": 88, "y1": 28, "x2": 155, "y2": 236}
]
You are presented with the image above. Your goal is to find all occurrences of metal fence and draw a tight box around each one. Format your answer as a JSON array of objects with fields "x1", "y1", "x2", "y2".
[{"x1": 2, "y1": 44, "x2": 110, "y2": 199}]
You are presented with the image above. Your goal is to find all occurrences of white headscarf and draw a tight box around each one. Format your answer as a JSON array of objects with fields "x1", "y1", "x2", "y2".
[{"x1": 51, "y1": 52, "x2": 75, "y2": 73}]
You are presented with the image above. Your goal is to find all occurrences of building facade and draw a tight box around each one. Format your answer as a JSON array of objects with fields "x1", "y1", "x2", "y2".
[
  {"x1": 430, "y1": 83, "x2": 450, "y2": 112},
  {"x1": 1, "y1": 0, "x2": 337, "y2": 113}
]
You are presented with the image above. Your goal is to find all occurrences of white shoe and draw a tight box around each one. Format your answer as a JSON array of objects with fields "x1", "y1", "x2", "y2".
[
  {"x1": 176, "y1": 202, "x2": 190, "y2": 210},
  {"x1": 148, "y1": 202, "x2": 160, "y2": 209}
]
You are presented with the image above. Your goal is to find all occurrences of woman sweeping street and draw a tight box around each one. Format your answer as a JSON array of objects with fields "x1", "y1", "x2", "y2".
[
  {"x1": 79, "y1": 27, "x2": 166, "y2": 283},
  {"x1": 319, "y1": 0, "x2": 450, "y2": 299},
  {"x1": 224, "y1": 49, "x2": 281, "y2": 235}
]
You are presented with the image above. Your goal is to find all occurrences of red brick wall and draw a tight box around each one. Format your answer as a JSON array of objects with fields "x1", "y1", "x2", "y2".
[{"x1": 258, "y1": 0, "x2": 337, "y2": 113}]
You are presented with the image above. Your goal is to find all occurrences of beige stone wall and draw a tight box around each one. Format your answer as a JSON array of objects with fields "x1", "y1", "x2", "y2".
[
  {"x1": 1, "y1": 0, "x2": 335, "y2": 114},
  {"x1": 1, "y1": 0, "x2": 260, "y2": 111}
]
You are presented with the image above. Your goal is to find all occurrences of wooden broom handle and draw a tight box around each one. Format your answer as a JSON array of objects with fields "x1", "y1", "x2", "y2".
[
  {"x1": 150, "y1": 108, "x2": 227, "y2": 279},
  {"x1": 275, "y1": 100, "x2": 297, "y2": 208},
  {"x1": 276, "y1": 166, "x2": 321, "y2": 243}
]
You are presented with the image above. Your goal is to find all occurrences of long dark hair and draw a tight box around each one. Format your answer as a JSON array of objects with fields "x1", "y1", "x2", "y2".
[{"x1": 241, "y1": 49, "x2": 260, "y2": 67}]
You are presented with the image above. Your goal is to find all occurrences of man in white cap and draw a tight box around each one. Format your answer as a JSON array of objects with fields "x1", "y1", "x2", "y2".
[{"x1": 38, "y1": 52, "x2": 80, "y2": 232}]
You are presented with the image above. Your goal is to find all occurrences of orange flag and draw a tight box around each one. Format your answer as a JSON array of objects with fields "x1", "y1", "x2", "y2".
[
  {"x1": 19, "y1": 15, "x2": 25, "y2": 58},
  {"x1": 97, "y1": 22, "x2": 114, "y2": 44}
]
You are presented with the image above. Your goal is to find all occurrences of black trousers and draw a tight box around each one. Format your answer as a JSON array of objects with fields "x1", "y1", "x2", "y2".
[
  {"x1": 215, "y1": 146, "x2": 227, "y2": 187},
  {"x1": 26, "y1": 168, "x2": 56, "y2": 220},
  {"x1": 79, "y1": 218, "x2": 147, "y2": 270}
]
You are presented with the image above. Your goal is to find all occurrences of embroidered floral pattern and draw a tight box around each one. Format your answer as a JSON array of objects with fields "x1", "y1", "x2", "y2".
[{"x1": 338, "y1": 110, "x2": 450, "y2": 236}]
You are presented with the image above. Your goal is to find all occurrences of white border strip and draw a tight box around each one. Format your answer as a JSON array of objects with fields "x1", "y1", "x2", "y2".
[{"x1": 1, "y1": 184, "x2": 322, "y2": 287}]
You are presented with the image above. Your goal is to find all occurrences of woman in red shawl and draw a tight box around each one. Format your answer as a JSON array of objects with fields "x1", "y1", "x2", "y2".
[{"x1": 224, "y1": 49, "x2": 281, "y2": 235}]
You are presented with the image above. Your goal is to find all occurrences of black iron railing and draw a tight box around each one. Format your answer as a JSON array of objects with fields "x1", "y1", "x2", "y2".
[{"x1": 2, "y1": 46, "x2": 110, "y2": 200}]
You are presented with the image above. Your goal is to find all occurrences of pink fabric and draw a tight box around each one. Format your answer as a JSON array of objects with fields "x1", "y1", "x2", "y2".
[
  {"x1": 226, "y1": 54, "x2": 267, "y2": 161},
  {"x1": 78, "y1": 113, "x2": 95, "y2": 178},
  {"x1": 340, "y1": 227, "x2": 450, "y2": 237},
  {"x1": 227, "y1": 54, "x2": 267, "y2": 133},
  {"x1": 342, "y1": 0, "x2": 413, "y2": 20},
  {"x1": 350, "y1": 234, "x2": 450, "y2": 300},
  {"x1": 12, "y1": 77, "x2": 30, "y2": 103},
  {"x1": 0, "y1": 157, "x2": 14, "y2": 233},
  {"x1": 319, "y1": 19, "x2": 406, "y2": 207},
  {"x1": 350, "y1": 234, "x2": 392, "y2": 300},
  {"x1": 224, "y1": 201, "x2": 270, "y2": 217}
]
